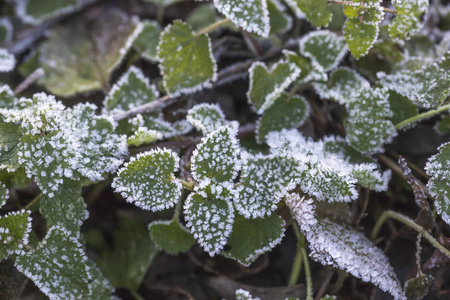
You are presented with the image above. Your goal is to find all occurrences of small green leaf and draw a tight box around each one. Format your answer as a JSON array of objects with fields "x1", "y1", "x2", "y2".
[
  {"x1": 213, "y1": 0, "x2": 270, "y2": 37},
  {"x1": 247, "y1": 61, "x2": 301, "y2": 114},
  {"x1": 39, "y1": 180, "x2": 88, "y2": 236},
  {"x1": 0, "y1": 84, "x2": 15, "y2": 109},
  {"x1": 352, "y1": 163, "x2": 391, "y2": 191},
  {"x1": 0, "y1": 123, "x2": 21, "y2": 172},
  {"x1": 142, "y1": 116, "x2": 177, "y2": 138},
  {"x1": 15, "y1": 225, "x2": 91, "y2": 299},
  {"x1": 127, "y1": 127, "x2": 162, "y2": 147},
  {"x1": 82, "y1": 260, "x2": 116, "y2": 300},
  {"x1": 149, "y1": 219, "x2": 196, "y2": 255},
  {"x1": 257, "y1": 93, "x2": 310, "y2": 143},
  {"x1": 390, "y1": 0, "x2": 428, "y2": 40},
  {"x1": 187, "y1": 4, "x2": 218, "y2": 31},
  {"x1": 435, "y1": 115, "x2": 450, "y2": 135},
  {"x1": 103, "y1": 66, "x2": 159, "y2": 115},
  {"x1": 283, "y1": 50, "x2": 327, "y2": 84},
  {"x1": 187, "y1": 103, "x2": 237, "y2": 134},
  {"x1": 37, "y1": 9, "x2": 142, "y2": 97},
  {"x1": 322, "y1": 135, "x2": 374, "y2": 165},
  {"x1": 95, "y1": 216, "x2": 158, "y2": 291},
  {"x1": 268, "y1": 0, "x2": 292, "y2": 34},
  {"x1": 133, "y1": 20, "x2": 162, "y2": 62},
  {"x1": 16, "y1": 0, "x2": 79, "y2": 25},
  {"x1": 300, "y1": 30, "x2": 347, "y2": 72},
  {"x1": 0, "y1": 48, "x2": 15, "y2": 72},
  {"x1": 0, "y1": 210, "x2": 32, "y2": 260},
  {"x1": 191, "y1": 126, "x2": 241, "y2": 184},
  {"x1": 112, "y1": 148, "x2": 182, "y2": 211},
  {"x1": 387, "y1": 91, "x2": 418, "y2": 126},
  {"x1": 224, "y1": 213, "x2": 285, "y2": 266},
  {"x1": 284, "y1": 0, "x2": 332, "y2": 28},
  {"x1": 404, "y1": 274, "x2": 433, "y2": 300},
  {"x1": 157, "y1": 20, "x2": 216, "y2": 95},
  {"x1": 184, "y1": 187, "x2": 235, "y2": 256},
  {"x1": 0, "y1": 183, "x2": 7, "y2": 207}
]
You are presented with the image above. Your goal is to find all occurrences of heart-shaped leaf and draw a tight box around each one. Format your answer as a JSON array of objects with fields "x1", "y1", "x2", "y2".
[{"x1": 149, "y1": 219, "x2": 196, "y2": 255}]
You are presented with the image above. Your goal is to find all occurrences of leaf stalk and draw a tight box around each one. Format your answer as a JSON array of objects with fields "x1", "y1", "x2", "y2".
[{"x1": 395, "y1": 103, "x2": 450, "y2": 130}]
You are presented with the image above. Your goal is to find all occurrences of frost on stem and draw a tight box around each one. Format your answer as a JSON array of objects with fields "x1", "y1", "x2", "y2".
[{"x1": 286, "y1": 194, "x2": 407, "y2": 300}]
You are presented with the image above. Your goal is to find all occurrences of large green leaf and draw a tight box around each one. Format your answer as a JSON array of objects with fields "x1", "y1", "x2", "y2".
[
  {"x1": 0, "y1": 210, "x2": 32, "y2": 260},
  {"x1": 184, "y1": 187, "x2": 235, "y2": 256},
  {"x1": 37, "y1": 9, "x2": 142, "y2": 97},
  {"x1": 133, "y1": 20, "x2": 162, "y2": 62},
  {"x1": 15, "y1": 225, "x2": 91, "y2": 299},
  {"x1": 187, "y1": 103, "x2": 237, "y2": 135},
  {"x1": 284, "y1": 0, "x2": 332, "y2": 28},
  {"x1": 224, "y1": 213, "x2": 285, "y2": 266},
  {"x1": 213, "y1": 0, "x2": 270, "y2": 37},
  {"x1": 0, "y1": 48, "x2": 15, "y2": 72},
  {"x1": 157, "y1": 20, "x2": 216, "y2": 95},
  {"x1": 39, "y1": 180, "x2": 88, "y2": 236},
  {"x1": 112, "y1": 148, "x2": 182, "y2": 211},
  {"x1": 149, "y1": 219, "x2": 196, "y2": 255},
  {"x1": 191, "y1": 126, "x2": 241, "y2": 184},
  {"x1": 390, "y1": 0, "x2": 428, "y2": 40},
  {"x1": 0, "y1": 123, "x2": 21, "y2": 172},
  {"x1": 247, "y1": 61, "x2": 301, "y2": 114},
  {"x1": 16, "y1": 0, "x2": 80, "y2": 25}
]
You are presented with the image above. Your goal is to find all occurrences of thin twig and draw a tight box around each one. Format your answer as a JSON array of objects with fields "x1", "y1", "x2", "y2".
[
  {"x1": 13, "y1": 68, "x2": 45, "y2": 96},
  {"x1": 195, "y1": 18, "x2": 231, "y2": 37},
  {"x1": 314, "y1": 269, "x2": 334, "y2": 300},
  {"x1": 24, "y1": 193, "x2": 43, "y2": 210}
]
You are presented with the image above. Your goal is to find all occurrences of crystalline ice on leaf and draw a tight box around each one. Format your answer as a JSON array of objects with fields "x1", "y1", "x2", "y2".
[
  {"x1": 0, "y1": 84, "x2": 16, "y2": 110},
  {"x1": 390, "y1": 0, "x2": 428, "y2": 40},
  {"x1": 284, "y1": 0, "x2": 332, "y2": 28},
  {"x1": 0, "y1": 183, "x2": 8, "y2": 207},
  {"x1": 235, "y1": 289, "x2": 262, "y2": 300},
  {"x1": 83, "y1": 260, "x2": 116, "y2": 300},
  {"x1": 0, "y1": 210, "x2": 32, "y2": 260},
  {"x1": 127, "y1": 127, "x2": 163, "y2": 147},
  {"x1": 15, "y1": 0, "x2": 80, "y2": 25},
  {"x1": 133, "y1": 20, "x2": 162, "y2": 62},
  {"x1": 0, "y1": 123, "x2": 22, "y2": 172},
  {"x1": 112, "y1": 148, "x2": 182, "y2": 211},
  {"x1": 283, "y1": 50, "x2": 327, "y2": 84},
  {"x1": 187, "y1": 103, "x2": 238, "y2": 134},
  {"x1": 0, "y1": 48, "x2": 15, "y2": 72},
  {"x1": 286, "y1": 194, "x2": 407, "y2": 300},
  {"x1": 352, "y1": 163, "x2": 391, "y2": 191}
]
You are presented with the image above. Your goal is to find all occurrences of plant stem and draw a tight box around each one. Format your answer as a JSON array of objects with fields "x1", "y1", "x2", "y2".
[
  {"x1": 24, "y1": 193, "x2": 43, "y2": 210},
  {"x1": 195, "y1": 18, "x2": 231, "y2": 37},
  {"x1": 156, "y1": 4, "x2": 165, "y2": 25},
  {"x1": 130, "y1": 290, "x2": 145, "y2": 300},
  {"x1": 289, "y1": 223, "x2": 304, "y2": 286},
  {"x1": 301, "y1": 247, "x2": 314, "y2": 300},
  {"x1": 13, "y1": 68, "x2": 45, "y2": 96},
  {"x1": 180, "y1": 179, "x2": 195, "y2": 191},
  {"x1": 371, "y1": 210, "x2": 450, "y2": 258},
  {"x1": 395, "y1": 103, "x2": 450, "y2": 130}
]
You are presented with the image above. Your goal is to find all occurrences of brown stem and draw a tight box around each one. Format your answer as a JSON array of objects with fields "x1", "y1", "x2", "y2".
[{"x1": 13, "y1": 68, "x2": 45, "y2": 96}]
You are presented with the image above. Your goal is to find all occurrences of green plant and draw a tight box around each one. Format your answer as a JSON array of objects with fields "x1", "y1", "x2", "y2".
[{"x1": 0, "y1": 0, "x2": 450, "y2": 299}]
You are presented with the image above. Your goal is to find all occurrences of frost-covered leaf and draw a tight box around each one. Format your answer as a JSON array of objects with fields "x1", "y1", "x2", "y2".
[
  {"x1": 40, "y1": 180, "x2": 88, "y2": 236},
  {"x1": 0, "y1": 84, "x2": 15, "y2": 110},
  {"x1": 321, "y1": 296, "x2": 337, "y2": 300},
  {"x1": 247, "y1": 61, "x2": 301, "y2": 114},
  {"x1": 378, "y1": 56, "x2": 450, "y2": 108},
  {"x1": 425, "y1": 142, "x2": 450, "y2": 225},
  {"x1": 213, "y1": 0, "x2": 270, "y2": 37},
  {"x1": 0, "y1": 123, "x2": 22, "y2": 172},
  {"x1": 224, "y1": 213, "x2": 285, "y2": 266},
  {"x1": 16, "y1": 0, "x2": 80, "y2": 25},
  {"x1": 268, "y1": 0, "x2": 292, "y2": 34},
  {"x1": 0, "y1": 210, "x2": 31, "y2": 260},
  {"x1": 191, "y1": 126, "x2": 241, "y2": 184},
  {"x1": 0, "y1": 48, "x2": 15, "y2": 72},
  {"x1": 343, "y1": 0, "x2": 384, "y2": 59},
  {"x1": 299, "y1": 30, "x2": 347, "y2": 71},
  {"x1": 390, "y1": 0, "x2": 428, "y2": 40},
  {"x1": 283, "y1": 50, "x2": 327, "y2": 84},
  {"x1": 173, "y1": 119, "x2": 193, "y2": 135},
  {"x1": 139, "y1": 115, "x2": 178, "y2": 138},
  {"x1": 286, "y1": 195, "x2": 407, "y2": 300},
  {"x1": 351, "y1": 163, "x2": 391, "y2": 191},
  {"x1": 235, "y1": 154, "x2": 301, "y2": 218},
  {"x1": 37, "y1": 9, "x2": 142, "y2": 97},
  {"x1": 257, "y1": 93, "x2": 310, "y2": 143},
  {"x1": 149, "y1": 219, "x2": 196, "y2": 255},
  {"x1": 404, "y1": 274, "x2": 433, "y2": 300},
  {"x1": 284, "y1": 0, "x2": 332, "y2": 28},
  {"x1": 15, "y1": 225, "x2": 91, "y2": 300},
  {"x1": 133, "y1": 20, "x2": 162, "y2": 62},
  {"x1": 311, "y1": 67, "x2": 370, "y2": 105},
  {"x1": 127, "y1": 127, "x2": 162, "y2": 146},
  {"x1": 0, "y1": 183, "x2": 7, "y2": 207},
  {"x1": 322, "y1": 135, "x2": 373, "y2": 165},
  {"x1": 82, "y1": 260, "x2": 116, "y2": 300},
  {"x1": 346, "y1": 87, "x2": 397, "y2": 154},
  {"x1": 184, "y1": 187, "x2": 234, "y2": 256},
  {"x1": 103, "y1": 66, "x2": 159, "y2": 115},
  {"x1": 387, "y1": 91, "x2": 418, "y2": 126},
  {"x1": 112, "y1": 148, "x2": 182, "y2": 211},
  {"x1": 235, "y1": 289, "x2": 261, "y2": 300},
  {"x1": 0, "y1": 18, "x2": 13, "y2": 44},
  {"x1": 187, "y1": 103, "x2": 237, "y2": 134},
  {"x1": 157, "y1": 20, "x2": 216, "y2": 96},
  {"x1": 95, "y1": 216, "x2": 158, "y2": 291}
]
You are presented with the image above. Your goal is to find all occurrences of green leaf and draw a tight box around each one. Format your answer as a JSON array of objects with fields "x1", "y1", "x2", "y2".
[
  {"x1": 236, "y1": 154, "x2": 301, "y2": 218},
  {"x1": 191, "y1": 126, "x2": 241, "y2": 184},
  {"x1": 82, "y1": 260, "x2": 116, "y2": 300},
  {"x1": 187, "y1": 103, "x2": 237, "y2": 134},
  {"x1": 157, "y1": 20, "x2": 216, "y2": 95},
  {"x1": 351, "y1": 163, "x2": 391, "y2": 191},
  {"x1": 184, "y1": 186, "x2": 235, "y2": 256},
  {"x1": 15, "y1": 225, "x2": 91, "y2": 299},
  {"x1": 390, "y1": 0, "x2": 428, "y2": 40},
  {"x1": 247, "y1": 61, "x2": 301, "y2": 114},
  {"x1": 0, "y1": 85, "x2": 16, "y2": 111},
  {"x1": 127, "y1": 127, "x2": 162, "y2": 147},
  {"x1": 0, "y1": 123, "x2": 21, "y2": 172},
  {"x1": 425, "y1": 142, "x2": 450, "y2": 225},
  {"x1": 387, "y1": 91, "x2": 418, "y2": 126},
  {"x1": 0, "y1": 210, "x2": 32, "y2": 260},
  {"x1": 312, "y1": 67, "x2": 370, "y2": 105},
  {"x1": 37, "y1": 9, "x2": 142, "y2": 97},
  {"x1": 149, "y1": 219, "x2": 196, "y2": 255},
  {"x1": 112, "y1": 148, "x2": 182, "y2": 211},
  {"x1": 404, "y1": 274, "x2": 433, "y2": 300},
  {"x1": 224, "y1": 213, "x2": 285, "y2": 266},
  {"x1": 16, "y1": 0, "x2": 79, "y2": 25},
  {"x1": 435, "y1": 115, "x2": 450, "y2": 135},
  {"x1": 257, "y1": 93, "x2": 310, "y2": 143},
  {"x1": 267, "y1": 0, "x2": 292, "y2": 34},
  {"x1": 0, "y1": 48, "x2": 15, "y2": 72},
  {"x1": 378, "y1": 57, "x2": 450, "y2": 109},
  {"x1": 103, "y1": 66, "x2": 159, "y2": 115},
  {"x1": 0, "y1": 183, "x2": 7, "y2": 207},
  {"x1": 322, "y1": 135, "x2": 374, "y2": 165},
  {"x1": 300, "y1": 30, "x2": 347, "y2": 72},
  {"x1": 284, "y1": 0, "x2": 332, "y2": 28},
  {"x1": 95, "y1": 216, "x2": 158, "y2": 291},
  {"x1": 39, "y1": 180, "x2": 88, "y2": 236},
  {"x1": 213, "y1": 0, "x2": 270, "y2": 37},
  {"x1": 343, "y1": 0, "x2": 384, "y2": 59},
  {"x1": 133, "y1": 20, "x2": 162, "y2": 62},
  {"x1": 283, "y1": 50, "x2": 327, "y2": 84},
  {"x1": 187, "y1": 4, "x2": 219, "y2": 32}
]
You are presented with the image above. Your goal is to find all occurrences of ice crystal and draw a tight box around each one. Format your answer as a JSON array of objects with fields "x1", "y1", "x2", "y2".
[
  {"x1": 235, "y1": 288, "x2": 262, "y2": 300},
  {"x1": 127, "y1": 127, "x2": 163, "y2": 146},
  {"x1": 187, "y1": 103, "x2": 238, "y2": 134},
  {"x1": 0, "y1": 123, "x2": 21, "y2": 172}
]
